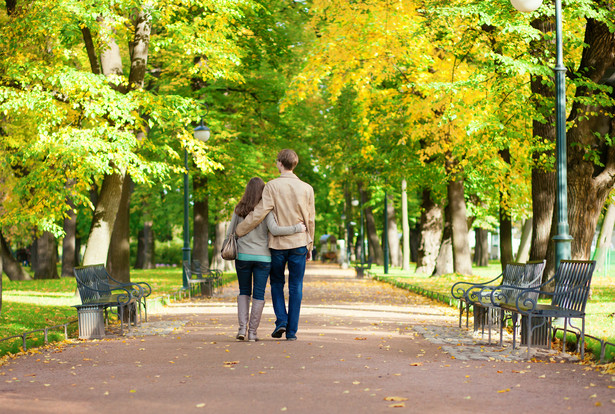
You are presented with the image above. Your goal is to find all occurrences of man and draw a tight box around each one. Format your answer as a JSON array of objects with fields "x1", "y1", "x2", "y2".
[{"x1": 235, "y1": 149, "x2": 315, "y2": 341}]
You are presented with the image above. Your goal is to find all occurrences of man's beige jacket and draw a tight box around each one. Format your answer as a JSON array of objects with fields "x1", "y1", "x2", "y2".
[{"x1": 236, "y1": 172, "x2": 315, "y2": 252}]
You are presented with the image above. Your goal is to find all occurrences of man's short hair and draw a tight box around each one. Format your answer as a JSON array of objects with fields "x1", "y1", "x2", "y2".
[{"x1": 277, "y1": 149, "x2": 299, "y2": 171}]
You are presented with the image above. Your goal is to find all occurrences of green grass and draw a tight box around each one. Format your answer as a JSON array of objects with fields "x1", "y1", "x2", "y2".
[
  {"x1": 370, "y1": 263, "x2": 615, "y2": 363},
  {"x1": 0, "y1": 266, "x2": 234, "y2": 358}
]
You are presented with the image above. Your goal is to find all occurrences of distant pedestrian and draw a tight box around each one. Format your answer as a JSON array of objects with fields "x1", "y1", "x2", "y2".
[
  {"x1": 236, "y1": 149, "x2": 315, "y2": 341},
  {"x1": 225, "y1": 177, "x2": 306, "y2": 341}
]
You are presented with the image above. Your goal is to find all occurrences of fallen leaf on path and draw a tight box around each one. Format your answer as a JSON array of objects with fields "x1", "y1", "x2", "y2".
[
  {"x1": 384, "y1": 396, "x2": 408, "y2": 402},
  {"x1": 354, "y1": 337, "x2": 367, "y2": 340},
  {"x1": 388, "y1": 402, "x2": 405, "y2": 408},
  {"x1": 196, "y1": 403, "x2": 206, "y2": 408},
  {"x1": 409, "y1": 362, "x2": 423, "y2": 366},
  {"x1": 497, "y1": 389, "x2": 510, "y2": 393}
]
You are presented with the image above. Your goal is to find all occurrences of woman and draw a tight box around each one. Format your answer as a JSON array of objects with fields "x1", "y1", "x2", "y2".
[{"x1": 225, "y1": 177, "x2": 306, "y2": 341}]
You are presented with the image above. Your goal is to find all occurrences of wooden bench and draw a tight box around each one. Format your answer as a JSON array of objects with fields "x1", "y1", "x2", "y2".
[
  {"x1": 82, "y1": 264, "x2": 152, "y2": 323},
  {"x1": 183, "y1": 261, "x2": 223, "y2": 297},
  {"x1": 73, "y1": 265, "x2": 137, "y2": 337},
  {"x1": 498, "y1": 260, "x2": 596, "y2": 358}
]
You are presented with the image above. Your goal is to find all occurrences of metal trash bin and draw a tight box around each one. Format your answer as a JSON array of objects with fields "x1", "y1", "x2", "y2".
[
  {"x1": 520, "y1": 316, "x2": 551, "y2": 347},
  {"x1": 76, "y1": 305, "x2": 105, "y2": 339}
]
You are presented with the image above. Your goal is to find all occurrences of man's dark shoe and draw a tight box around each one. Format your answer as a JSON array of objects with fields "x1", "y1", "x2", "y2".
[
  {"x1": 271, "y1": 325, "x2": 286, "y2": 338},
  {"x1": 286, "y1": 335, "x2": 297, "y2": 341}
]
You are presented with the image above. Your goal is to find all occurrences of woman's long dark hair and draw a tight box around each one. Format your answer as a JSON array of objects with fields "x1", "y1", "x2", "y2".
[{"x1": 235, "y1": 177, "x2": 265, "y2": 218}]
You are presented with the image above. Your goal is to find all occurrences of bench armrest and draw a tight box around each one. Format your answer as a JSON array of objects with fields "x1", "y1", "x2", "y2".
[
  {"x1": 451, "y1": 273, "x2": 503, "y2": 300},
  {"x1": 104, "y1": 272, "x2": 152, "y2": 298},
  {"x1": 75, "y1": 279, "x2": 133, "y2": 306}
]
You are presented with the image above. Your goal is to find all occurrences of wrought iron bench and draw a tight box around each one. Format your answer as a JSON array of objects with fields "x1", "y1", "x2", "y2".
[
  {"x1": 85, "y1": 264, "x2": 152, "y2": 323},
  {"x1": 468, "y1": 260, "x2": 545, "y2": 345},
  {"x1": 183, "y1": 261, "x2": 222, "y2": 297},
  {"x1": 451, "y1": 262, "x2": 525, "y2": 329},
  {"x1": 73, "y1": 265, "x2": 137, "y2": 338},
  {"x1": 497, "y1": 260, "x2": 596, "y2": 358}
]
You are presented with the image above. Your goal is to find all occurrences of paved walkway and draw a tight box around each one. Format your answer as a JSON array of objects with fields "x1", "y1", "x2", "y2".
[{"x1": 0, "y1": 263, "x2": 613, "y2": 413}]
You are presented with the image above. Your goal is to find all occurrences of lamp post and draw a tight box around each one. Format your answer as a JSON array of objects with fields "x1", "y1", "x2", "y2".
[
  {"x1": 182, "y1": 117, "x2": 211, "y2": 289},
  {"x1": 511, "y1": 0, "x2": 572, "y2": 268}
]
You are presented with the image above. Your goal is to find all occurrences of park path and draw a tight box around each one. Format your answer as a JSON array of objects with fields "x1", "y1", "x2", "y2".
[{"x1": 0, "y1": 263, "x2": 613, "y2": 413}]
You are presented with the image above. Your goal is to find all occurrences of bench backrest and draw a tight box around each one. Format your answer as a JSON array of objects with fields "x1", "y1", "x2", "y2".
[
  {"x1": 498, "y1": 263, "x2": 527, "y2": 303},
  {"x1": 552, "y1": 260, "x2": 595, "y2": 312},
  {"x1": 499, "y1": 261, "x2": 545, "y2": 305},
  {"x1": 74, "y1": 265, "x2": 113, "y2": 303}
]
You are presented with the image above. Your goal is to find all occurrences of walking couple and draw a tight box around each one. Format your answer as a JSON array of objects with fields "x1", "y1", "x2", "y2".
[{"x1": 224, "y1": 149, "x2": 315, "y2": 341}]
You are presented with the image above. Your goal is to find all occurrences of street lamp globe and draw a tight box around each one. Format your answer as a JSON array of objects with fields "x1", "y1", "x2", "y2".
[
  {"x1": 510, "y1": 0, "x2": 543, "y2": 12},
  {"x1": 193, "y1": 120, "x2": 211, "y2": 142}
]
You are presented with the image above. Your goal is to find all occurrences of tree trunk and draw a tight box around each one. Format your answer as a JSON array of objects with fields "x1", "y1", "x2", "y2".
[
  {"x1": 499, "y1": 148, "x2": 514, "y2": 272},
  {"x1": 594, "y1": 201, "x2": 615, "y2": 275},
  {"x1": 386, "y1": 193, "x2": 400, "y2": 267},
  {"x1": 212, "y1": 220, "x2": 233, "y2": 271},
  {"x1": 61, "y1": 196, "x2": 77, "y2": 277},
  {"x1": 193, "y1": 175, "x2": 210, "y2": 268},
  {"x1": 415, "y1": 188, "x2": 443, "y2": 275},
  {"x1": 0, "y1": 231, "x2": 31, "y2": 280},
  {"x1": 515, "y1": 218, "x2": 533, "y2": 263},
  {"x1": 82, "y1": 171, "x2": 126, "y2": 266},
  {"x1": 473, "y1": 228, "x2": 489, "y2": 267},
  {"x1": 432, "y1": 204, "x2": 453, "y2": 276},
  {"x1": 135, "y1": 221, "x2": 155, "y2": 269},
  {"x1": 33, "y1": 231, "x2": 59, "y2": 279},
  {"x1": 81, "y1": 11, "x2": 151, "y2": 270},
  {"x1": 359, "y1": 183, "x2": 383, "y2": 265},
  {"x1": 401, "y1": 179, "x2": 411, "y2": 271},
  {"x1": 529, "y1": 16, "x2": 557, "y2": 267},
  {"x1": 567, "y1": 17, "x2": 615, "y2": 261},
  {"x1": 447, "y1": 174, "x2": 472, "y2": 275},
  {"x1": 107, "y1": 175, "x2": 133, "y2": 283}
]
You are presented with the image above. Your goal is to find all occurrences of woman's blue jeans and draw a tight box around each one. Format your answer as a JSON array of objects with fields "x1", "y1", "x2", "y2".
[
  {"x1": 269, "y1": 246, "x2": 307, "y2": 338},
  {"x1": 235, "y1": 259, "x2": 270, "y2": 300}
]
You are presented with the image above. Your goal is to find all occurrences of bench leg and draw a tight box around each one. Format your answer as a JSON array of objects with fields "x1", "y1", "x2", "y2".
[
  {"x1": 511, "y1": 313, "x2": 518, "y2": 349},
  {"x1": 580, "y1": 318, "x2": 585, "y2": 360},
  {"x1": 562, "y1": 317, "x2": 568, "y2": 354},
  {"x1": 527, "y1": 315, "x2": 532, "y2": 358}
]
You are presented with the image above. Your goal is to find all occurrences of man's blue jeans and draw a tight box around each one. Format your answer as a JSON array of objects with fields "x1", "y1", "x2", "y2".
[
  {"x1": 269, "y1": 246, "x2": 307, "y2": 338},
  {"x1": 235, "y1": 260, "x2": 270, "y2": 300}
]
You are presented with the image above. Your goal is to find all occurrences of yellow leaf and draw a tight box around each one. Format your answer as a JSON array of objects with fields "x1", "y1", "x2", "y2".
[
  {"x1": 497, "y1": 389, "x2": 510, "y2": 393},
  {"x1": 388, "y1": 402, "x2": 405, "y2": 408},
  {"x1": 384, "y1": 396, "x2": 408, "y2": 401},
  {"x1": 196, "y1": 403, "x2": 206, "y2": 408}
]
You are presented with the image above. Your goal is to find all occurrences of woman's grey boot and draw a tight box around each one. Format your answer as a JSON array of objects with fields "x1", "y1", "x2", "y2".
[
  {"x1": 248, "y1": 299, "x2": 265, "y2": 342},
  {"x1": 236, "y1": 295, "x2": 250, "y2": 340}
]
